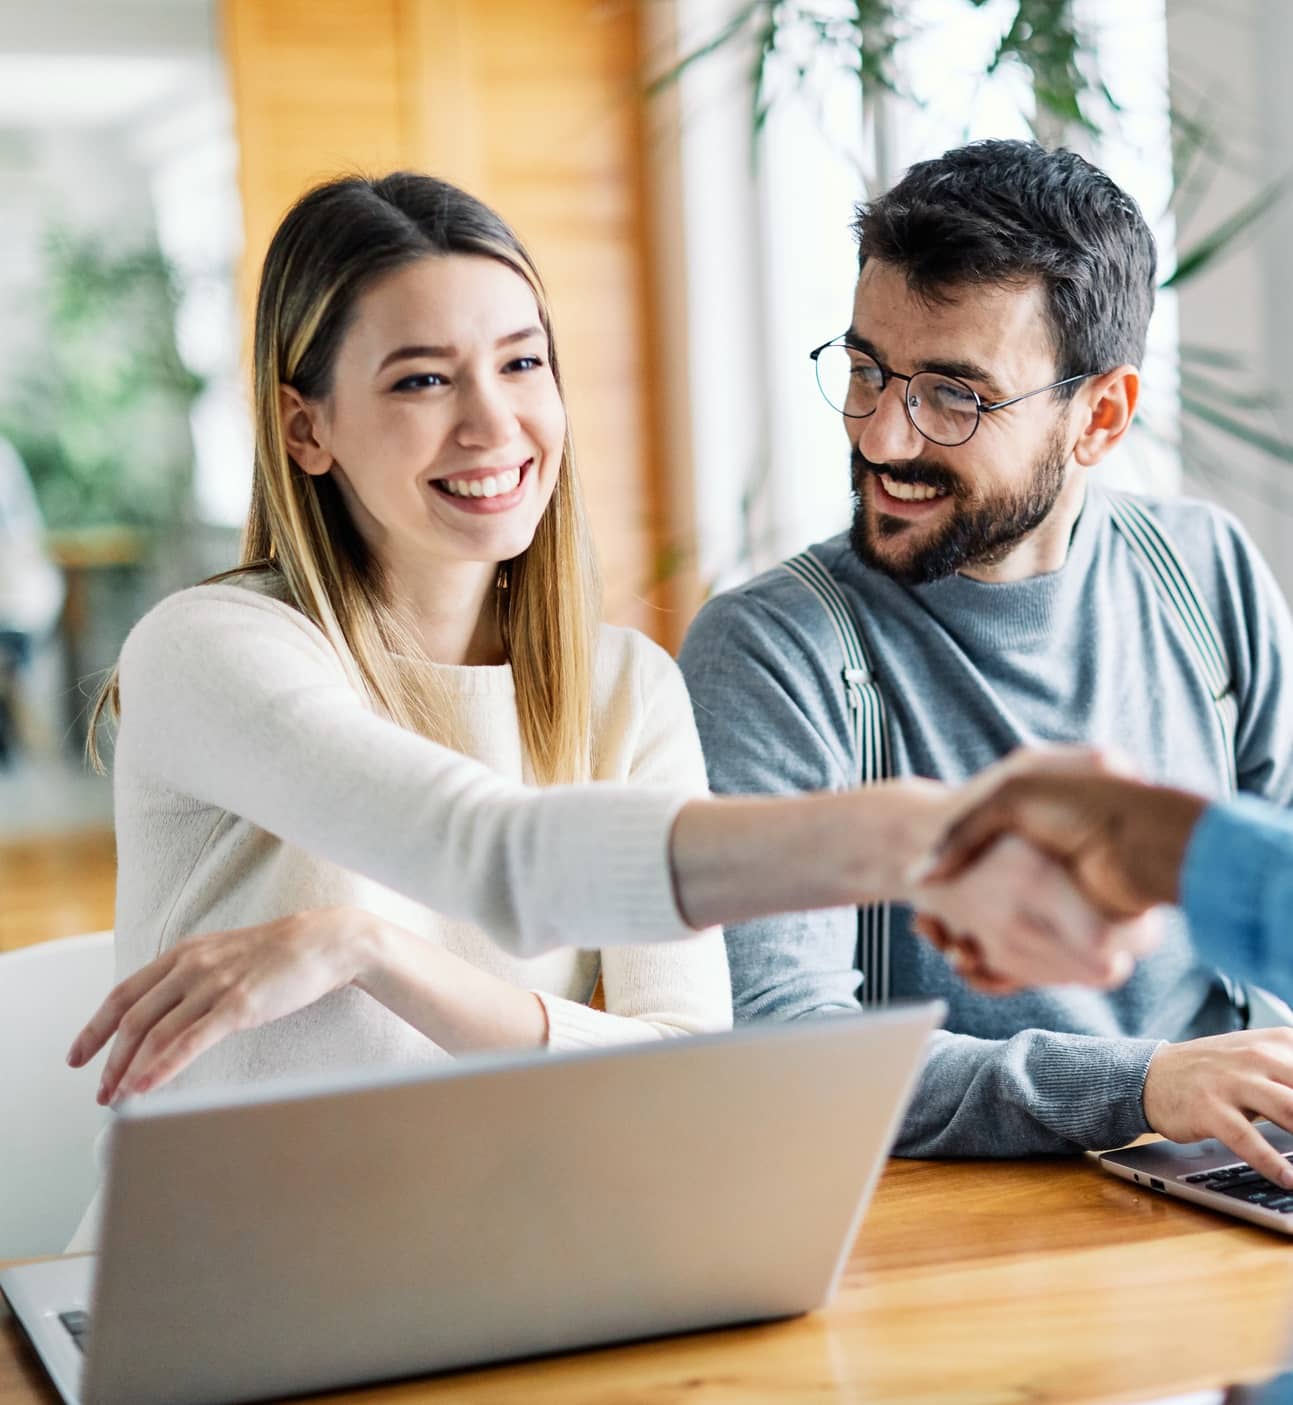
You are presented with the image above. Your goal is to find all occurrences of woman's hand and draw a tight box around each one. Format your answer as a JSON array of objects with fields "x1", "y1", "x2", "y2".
[
  {"x1": 66, "y1": 907, "x2": 384, "y2": 1105},
  {"x1": 911, "y1": 833, "x2": 1162, "y2": 994}
]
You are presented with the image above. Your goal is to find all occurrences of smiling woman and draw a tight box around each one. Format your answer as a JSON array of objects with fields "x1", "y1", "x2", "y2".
[{"x1": 275, "y1": 250, "x2": 580, "y2": 740}]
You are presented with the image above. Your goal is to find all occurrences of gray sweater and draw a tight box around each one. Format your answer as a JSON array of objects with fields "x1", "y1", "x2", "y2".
[{"x1": 679, "y1": 486, "x2": 1293, "y2": 1156}]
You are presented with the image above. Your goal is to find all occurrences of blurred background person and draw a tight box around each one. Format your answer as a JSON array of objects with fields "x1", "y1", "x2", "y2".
[{"x1": 0, "y1": 432, "x2": 63, "y2": 767}]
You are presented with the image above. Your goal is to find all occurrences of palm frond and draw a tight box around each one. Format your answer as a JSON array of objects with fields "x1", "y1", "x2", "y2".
[
  {"x1": 1180, "y1": 393, "x2": 1293, "y2": 464},
  {"x1": 1164, "y1": 175, "x2": 1292, "y2": 288},
  {"x1": 645, "y1": 2, "x2": 767, "y2": 99},
  {"x1": 1178, "y1": 343, "x2": 1248, "y2": 371},
  {"x1": 1179, "y1": 368, "x2": 1281, "y2": 414}
]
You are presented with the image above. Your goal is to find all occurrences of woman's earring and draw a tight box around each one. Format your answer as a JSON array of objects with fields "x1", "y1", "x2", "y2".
[{"x1": 495, "y1": 562, "x2": 512, "y2": 654}]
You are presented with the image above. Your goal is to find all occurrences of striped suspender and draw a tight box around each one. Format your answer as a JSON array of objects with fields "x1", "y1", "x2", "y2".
[
  {"x1": 1107, "y1": 494, "x2": 1250, "y2": 1016},
  {"x1": 781, "y1": 551, "x2": 893, "y2": 1007},
  {"x1": 1106, "y1": 494, "x2": 1239, "y2": 794}
]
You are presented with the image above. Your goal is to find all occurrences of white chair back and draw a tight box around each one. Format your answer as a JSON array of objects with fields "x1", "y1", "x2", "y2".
[{"x1": 0, "y1": 931, "x2": 113, "y2": 1258}]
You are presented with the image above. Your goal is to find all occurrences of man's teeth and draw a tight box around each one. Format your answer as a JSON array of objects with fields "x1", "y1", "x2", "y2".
[
  {"x1": 879, "y1": 474, "x2": 947, "y2": 503},
  {"x1": 440, "y1": 466, "x2": 523, "y2": 499}
]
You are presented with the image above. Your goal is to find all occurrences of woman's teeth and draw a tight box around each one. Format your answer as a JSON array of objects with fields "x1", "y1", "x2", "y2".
[
  {"x1": 879, "y1": 473, "x2": 947, "y2": 502},
  {"x1": 439, "y1": 465, "x2": 523, "y2": 499}
]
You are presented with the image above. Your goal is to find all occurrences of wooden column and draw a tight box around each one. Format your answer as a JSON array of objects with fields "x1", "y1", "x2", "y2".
[{"x1": 221, "y1": 0, "x2": 682, "y2": 643}]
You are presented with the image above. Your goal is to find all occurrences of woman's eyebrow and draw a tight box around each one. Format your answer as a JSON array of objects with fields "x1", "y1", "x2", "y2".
[
  {"x1": 497, "y1": 325, "x2": 545, "y2": 347},
  {"x1": 378, "y1": 326, "x2": 544, "y2": 373}
]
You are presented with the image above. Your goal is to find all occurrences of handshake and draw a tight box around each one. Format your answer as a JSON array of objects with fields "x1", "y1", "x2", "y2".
[
  {"x1": 908, "y1": 748, "x2": 1208, "y2": 994},
  {"x1": 908, "y1": 748, "x2": 1293, "y2": 1189}
]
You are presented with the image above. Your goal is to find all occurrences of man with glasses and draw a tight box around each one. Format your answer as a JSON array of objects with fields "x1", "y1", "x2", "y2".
[{"x1": 679, "y1": 139, "x2": 1293, "y2": 1166}]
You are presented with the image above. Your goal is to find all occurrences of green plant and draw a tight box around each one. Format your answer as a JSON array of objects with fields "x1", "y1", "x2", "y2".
[
  {"x1": 649, "y1": 1, "x2": 1110, "y2": 142},
  {"x1": 649, "y1": 0, "x2": 1293, "y2": 481},
  {"x1": 0, "y1": 225, "x2": 204, "y2": 530}
]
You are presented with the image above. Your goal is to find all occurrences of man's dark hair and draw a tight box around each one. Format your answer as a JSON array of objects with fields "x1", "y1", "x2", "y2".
[{"x1": 853, "y1": 140, "x2": 1156, "y2": 394}]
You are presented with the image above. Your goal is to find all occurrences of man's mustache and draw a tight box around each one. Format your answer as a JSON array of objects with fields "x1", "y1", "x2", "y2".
[{"x1": 851, "y1": 448, "x2": 961, "y2": 499}]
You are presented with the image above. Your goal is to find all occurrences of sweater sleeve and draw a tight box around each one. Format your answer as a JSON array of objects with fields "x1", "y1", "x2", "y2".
[
  {"x1": 537, "y1": 637, "x2": 733, "y2": 1048},
  {"x1": 117, "y1": 586, "x2": 694, "y2": 960},
  {"x1": 891, "y1": 1029, "x2": 1159, "y2": 1155},
  {"x1": 679, "y1": 584, "x2": 1161, "y2": 1157},
  {"x1": 1182, "y1": 798, "x2": 1293, "y2": 997}
]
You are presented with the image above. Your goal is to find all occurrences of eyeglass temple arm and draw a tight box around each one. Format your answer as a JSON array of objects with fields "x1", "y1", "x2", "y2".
[{"x1": 982, "y1": 371, "x2": 1097, "y2": 413}]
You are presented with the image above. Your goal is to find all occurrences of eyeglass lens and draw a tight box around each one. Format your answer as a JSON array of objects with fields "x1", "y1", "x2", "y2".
[{"x1": 814, "y1": 344, "x2": 981, "y2": 447}]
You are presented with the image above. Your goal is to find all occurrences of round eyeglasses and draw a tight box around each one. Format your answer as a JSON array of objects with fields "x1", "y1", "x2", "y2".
[{"x1": 809, "y1": 338, "x2": 1098, "y2": 448}]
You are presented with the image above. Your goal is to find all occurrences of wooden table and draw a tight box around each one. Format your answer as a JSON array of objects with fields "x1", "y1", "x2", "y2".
[{"x1": 5, "y1": 1154, "x2": 1293, "y2": 1405}]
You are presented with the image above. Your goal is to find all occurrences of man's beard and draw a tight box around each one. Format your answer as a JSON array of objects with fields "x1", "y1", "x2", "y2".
[{"x1": 848, "y1": 428, "x2": 1069, "y2": 586}]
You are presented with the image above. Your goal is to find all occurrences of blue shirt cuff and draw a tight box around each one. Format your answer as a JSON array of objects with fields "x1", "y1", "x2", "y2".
[{"x1": 1181, "y1": 797, "x2": 1293, "y2": 996}]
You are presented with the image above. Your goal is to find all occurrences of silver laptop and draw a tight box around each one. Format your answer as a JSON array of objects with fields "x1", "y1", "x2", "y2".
[
  {"x1": 1, "y1": 1002, "x2": 943, "y2": 1405},
  {"x1": 1097, "y1": 1121, "x2": 1293, "y2": 1234}
]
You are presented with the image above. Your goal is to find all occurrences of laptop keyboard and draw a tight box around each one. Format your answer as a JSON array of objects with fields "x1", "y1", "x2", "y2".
[
  {"x1": 1183, "y1": 1154, "x2": 1293, "y2": 1211},
  {"x1": 58, "y1": 1310, "x2": 90, "y2": 1353}
]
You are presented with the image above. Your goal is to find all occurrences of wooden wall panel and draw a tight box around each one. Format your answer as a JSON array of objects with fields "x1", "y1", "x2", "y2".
[
  {"x1": 222, "y1": 0, "x2": 681, "y2": 643},
  {"x1": 224, "y1": 0, "x2": 414, "y2": 282}
]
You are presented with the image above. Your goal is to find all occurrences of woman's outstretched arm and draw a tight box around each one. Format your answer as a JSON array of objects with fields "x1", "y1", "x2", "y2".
[{"x1": 120, "y1": 586, "x2": 1132, "y2": 973}]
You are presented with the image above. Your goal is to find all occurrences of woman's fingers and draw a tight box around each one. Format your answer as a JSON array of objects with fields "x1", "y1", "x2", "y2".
[
  {"x1": 914, "y1": 836, "x2": 1145, "y2": 994},
  {"x1": 79, "y1": 910, "x2": 368, "y2": 1104},
  {"x1": 1114, "y1": 911, "x2": 1164, "y2": 960},
  {"x1": 909, "y1": 913, "x2": 954, "y2": 951},
  {"x1": 68, "y1": 954, "x2": 177, "y2": 1069},
  {"x1": 112, "y1": 998, "x2": 225, "y2": 1103},
  {"x1": 987, "y1": 912, "x2": 1096, "y2": 988},
  {"x1": 1027, "y1": 849, "x2": 1112, "y2": 952},
  {"x1": 130, "y1": 1012, "x2": 232, "y2": 1098},
  {"x1": 96, "y1": 970, "x2": 195, "y2": 1104},
  {"x1": 1092, "y1": 949, "x2": 1136, "y2": 990},
  {"x1": 957, "y1": 962, "x2": 1023, "y2": 996},
  {"x1": 911, "y1": 910, "x2": 1023, "y2": 993}
]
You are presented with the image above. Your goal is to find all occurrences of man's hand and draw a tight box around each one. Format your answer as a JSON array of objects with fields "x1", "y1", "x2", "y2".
[
  {"x1": 922, "y1": 754, "x2": 1207, "y2": 918},
  {"x1": 1143, "y1": 1031, "x2": 1293, "y2": 1191}
]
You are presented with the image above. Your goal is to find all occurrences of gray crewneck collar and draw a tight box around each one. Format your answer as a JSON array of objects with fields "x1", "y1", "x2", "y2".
[{"x1": 900, "y1": 485, "x2": 1107, "y2": 651}]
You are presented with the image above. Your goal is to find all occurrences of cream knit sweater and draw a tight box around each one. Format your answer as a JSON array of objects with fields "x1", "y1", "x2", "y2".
[{"x1": 69, "y1": 579, "x2": 730, "y2": 1249}]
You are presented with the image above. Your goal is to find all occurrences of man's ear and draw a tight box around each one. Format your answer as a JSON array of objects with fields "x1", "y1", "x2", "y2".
[
  {"x1": 278, "y1": 384, "x2": 333, "y2": 477},
  {"x1": 1072, "y1": 365, "x2": 1139, "y2": 468}
]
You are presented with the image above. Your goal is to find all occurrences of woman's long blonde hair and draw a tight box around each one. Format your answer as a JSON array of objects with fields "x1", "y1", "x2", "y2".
[{"x1": 90, "y1": 172, "x2": 598, "y2": 783}]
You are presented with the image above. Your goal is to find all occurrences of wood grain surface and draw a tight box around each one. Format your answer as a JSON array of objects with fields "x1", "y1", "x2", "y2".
[{"x1": 0, "y1": 832, "x2": 114, "y2": 951}]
